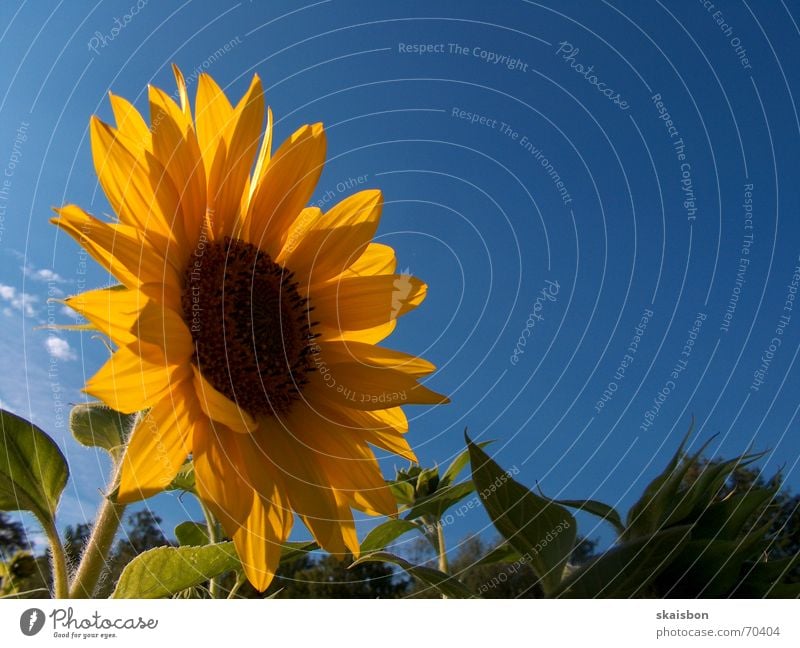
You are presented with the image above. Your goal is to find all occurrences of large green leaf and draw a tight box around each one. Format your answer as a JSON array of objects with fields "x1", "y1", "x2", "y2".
[
  {"x1": 361, "y1": 519, "x2": 419, "y2": 554},
  {"x1": 466, "y1": 434, "x2": 576, "y2": 595},
  {"x1": 112, "y1": 540, "x2": 318, "y2": 598},
  {"x1": 352, "y1": 552, "x2": 475, "y2": 598},
  {"x1": 0, "y1": 409, "x2": 69, "y2": 526},
  {"x1": 112, "y1": 543, "x2": 240, "y2": 598},
  {"x1": 548, "y1": 497, "x2": 625, "y2": 536},
  {"x1": 69, "y1": 402, "x2": 133, "y2": 461},
  {"x1": 555, "y1": 526, "x2": 691, "y2": 598}
]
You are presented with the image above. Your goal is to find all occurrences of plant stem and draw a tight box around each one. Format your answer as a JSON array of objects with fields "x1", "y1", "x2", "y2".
[
  {"x1": 436, "y1": 520, "x2": 448, "y2": 574},
  {"x1": 200, "y1": 501, "x2": 222, "y2": 599},
  {"x1": 43, "y1": 520, "x2": 69, "y2": 599},
  {"x1": 69, "y1": 462, "x2": 126, "y2": 598}
]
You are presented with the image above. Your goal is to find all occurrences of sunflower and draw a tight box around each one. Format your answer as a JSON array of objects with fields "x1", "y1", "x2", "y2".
[{"x1": 53, "y1": 66, "x2": 448, "y2": 590}]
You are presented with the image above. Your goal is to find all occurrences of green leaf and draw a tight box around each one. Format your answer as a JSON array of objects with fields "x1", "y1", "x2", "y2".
[
  {"x1": 694, "y1": 488, "x2": 775, "y2": 541},
  {"x1": 466, "y1": 433, "x2": 576, "y2": 595},
  {"x1": 174, "y1": 522, "x2": 209, "y2": 547},
  {"x1": 440, "y1": 438, "x2": 492, "y2": 487},
  {"x1": 663, "y1": 452, "x2": 765, "y2": 529},
  {"x1": 554, "y1": 526, "x2": 691, "y2": 598},
  {"x1": 403, "y1": 481, "x2": 475, "y2": 521},
  {"x1": 168, "y1": 461, "x2": 195, "y2": 493},
  {"x1": 69, "y1": 402, "x2": 133, "y2": 461},
  {"x1": 0, "y1": 409, "x2": 69, "y2": 527},
  {"x1": 624, "y1": 418, "x2": 704, "y2": 538},
  {"x1": 474, "y1": 542, "x2": 522, "y2": 567},
  {"x1": 388, "y1": 480, "x2": 415, "y2": 507},
  {"x1": 361, "y1": 519, "x2": 419, "y2": 554},
  {"x1": 113, "y1": 540, "x2": 318, "y2": 598},
  {"x1": 549, "y1": 498, "x2": 625, "y2": 536},
  {"x1": 112, "y1": 543, "x2": 240, "y2": 598},
  {"x1": 352, "y1": 552, "x2": 475, "y2": 598}
]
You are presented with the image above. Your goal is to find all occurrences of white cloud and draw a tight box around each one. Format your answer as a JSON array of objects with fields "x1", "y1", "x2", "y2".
[
  {"x1": 0, "y1": 282, "x2": 40, "y2": 317},
  {"x1": 22, "y1": 264, "x2": 69, "y2": 284},
  {"x1": 44, "y1": 336, "x2": 77, "y2": 361}
]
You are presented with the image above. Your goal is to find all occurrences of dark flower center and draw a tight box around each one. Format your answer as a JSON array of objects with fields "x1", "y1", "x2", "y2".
[{"x1": 180, "y1": 236, "x2": 316, "y2": 417}]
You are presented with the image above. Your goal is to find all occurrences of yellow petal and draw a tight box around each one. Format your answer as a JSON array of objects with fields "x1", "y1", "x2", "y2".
[
  {"x1": 195, "y1": 72, "x2": 234, "y2": 184},
  {"x1": 117, "y1": 385, "x2": 197, "y2": 503},
  {"x1": 232, "y1": 493, "x2": 292, "y2": 592},
  {"x1": 211, "y1": 75, "x2": 264, "y2": 238},
  {"x1": 133, "y1": 301, "x2": 194, "y2": 363},
  {"x1": 256, "y1": 416, "x2": 344, "y2": 550},
  {"x1": 304, "y1": 352, "x2": 447, "y2": 411},
  {"x1": 315, "y1": 403, "x2": 415, "y2": 461},
  {"x1": 320, "y1": 340, "x2": 437, "y2": 376},
  {"x1": 90, "y1": 116, "x2": 185, "y2": 253},
  {"x1": 149, "y1": 84, "x2": 207, "y2": 241},
  {"x1": 248, "y1": 107, "x2": 273, "y2": 205},
  {"x1": 192, "y1": 365, "x2": 256, "y2": 433},
  {"x1": 289, "y1": 406, "x2": 397, "y2": 517},
  {"x1": 342, "y1": 243, "x2": 397, "y2": 278},
  {"x1": 109, "y1": 93, "x2": 151, "y2": 153},
  {"x1": 85, "y1": 345, "x2": 188, "y2": 414},
  {"x1": 283, "y1": 189, "x2": 383, "y2": 283},
  {"x1": 62, "y1": 286, "x2": 147, "y2": 346},
  {"x1": 319, "y1": 319, "x2": 397, "y2": 345},
  {"x1": 51, "y1": 205, "x2": 178, "y2": 290},
  {"x1": 171, "y1": 64, "x2": 191, "y2": 121},
  {"x1": 312, "y1": 274, "x2": 427, "y2": 332},
  {"x1": 193, "y1": 419, "x2": 253, "y2": 536},
  {"x1": 244, "y1": 123, "x2": 326, "y2": 256}
]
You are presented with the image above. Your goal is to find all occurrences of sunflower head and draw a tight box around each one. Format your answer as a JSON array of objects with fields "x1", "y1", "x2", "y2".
[{"x1": 53, "y1": 66, "x2": 448, "y2": 590}]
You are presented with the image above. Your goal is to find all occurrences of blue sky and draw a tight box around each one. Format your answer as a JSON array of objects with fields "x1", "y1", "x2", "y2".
[{"x1": 1, "y1": 0, "x2": 799, "y2": 558}]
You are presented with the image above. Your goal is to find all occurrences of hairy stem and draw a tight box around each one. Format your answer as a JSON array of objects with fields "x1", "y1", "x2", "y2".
[
  {"x1": 43, "y1": 519, "x2": 69, "y2": 599},
  {"x1": 69, "y1": 462, "x2": 126, "y2": 598}
]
